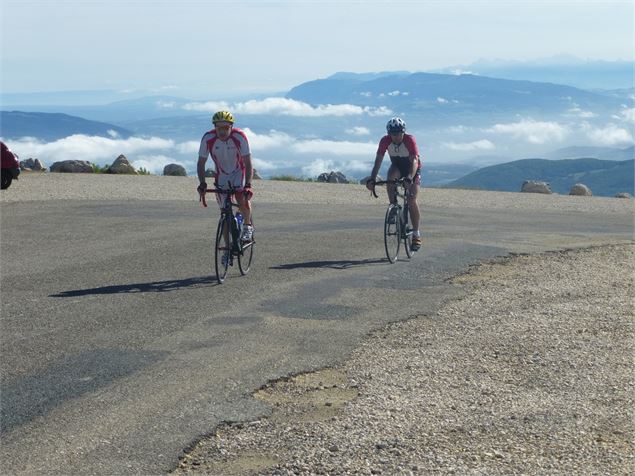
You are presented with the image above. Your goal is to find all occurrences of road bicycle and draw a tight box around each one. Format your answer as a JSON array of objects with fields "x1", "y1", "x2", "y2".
[
  {"x1": 200, "y1": 187, "x2": 254, "y2": 284},
  {"x1": 371, "y1": 178, "x2": 415, "y2": 263}
]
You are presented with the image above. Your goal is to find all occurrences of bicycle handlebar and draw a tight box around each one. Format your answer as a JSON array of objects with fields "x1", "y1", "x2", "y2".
[
  {"x1": 368, "y1": 178, "x2": 410, "y2": 198},
  {"x1": 199, "y1": 188, "x2": 243, "y2": 208}
]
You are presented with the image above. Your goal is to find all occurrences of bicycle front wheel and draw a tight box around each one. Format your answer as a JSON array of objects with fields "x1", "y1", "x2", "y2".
[
  {"x1": 214, "y1": 217, "x2": 230, "y2": 284},
  {"x1": 384, "y1": 205, "x2": 401, "y2": 263},
  {"x1": 238, "y1": 238, "x2": 254, "y2": 275}
]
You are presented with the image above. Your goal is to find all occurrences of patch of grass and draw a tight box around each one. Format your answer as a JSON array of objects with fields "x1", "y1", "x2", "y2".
[
  {"x1": 91, "y1": 163, "x2": 110, "y2": 174},
  {"x1": 269, "y1": 175, "x2": 314, "y2": 182}
]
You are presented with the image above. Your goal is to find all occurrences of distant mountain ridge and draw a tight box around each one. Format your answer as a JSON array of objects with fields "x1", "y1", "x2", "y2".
[
  {"x1": 286, "y1": 72, "x2": 623, "y2": 124},
  {"x1": 0, "y1": 111, "x2": 132, "y2": 141},
  {"x1": 447, "y1": 158, "x2": 634, "y2": 197},
  {"x1": 546, "y1": 146, "x2": 634, "y2": 161},
  {"x1": 432, "y1": 57, "x2": 635, "y2": 90}
]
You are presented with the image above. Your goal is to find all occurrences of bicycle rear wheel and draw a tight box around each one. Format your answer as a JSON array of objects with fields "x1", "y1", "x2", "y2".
[
  {"x1": 384, "y1": 205, "x2": 401, "y2": 263},
  {"x1": 238, "y1": 238, "x2": 254, "y2": 275},
  {"x1": 214, "y1": 217, "x2": 230, "y2": 284}
]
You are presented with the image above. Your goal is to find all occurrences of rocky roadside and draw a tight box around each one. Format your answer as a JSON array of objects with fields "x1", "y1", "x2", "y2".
[{"x1": 172, "y1": 244, "x2": 634, "y2": 476}]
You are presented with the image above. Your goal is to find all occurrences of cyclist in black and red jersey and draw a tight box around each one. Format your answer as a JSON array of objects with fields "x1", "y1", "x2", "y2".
[{"x1": 365, "y1": 117, "x2": 422, "y2": 251}]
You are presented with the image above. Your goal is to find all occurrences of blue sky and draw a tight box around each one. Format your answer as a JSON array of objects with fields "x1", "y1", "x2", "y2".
[{"x1": 1, "y1": 0, "x2": 633, "y2": 95}]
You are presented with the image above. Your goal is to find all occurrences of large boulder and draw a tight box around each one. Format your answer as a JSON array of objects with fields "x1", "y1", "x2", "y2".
[
  {"x1": 569, "y1": 183, "x2": 592, "y2": 196},
  {"x1": 163, "y1": 163, "x2": 187, "y2": 176},
  {"x1": 204, "y1": 168, "x2": 216, "y2": 178},
  {"x1": 521, "y1": 180, "x2": 552, "y2": 194},
  {"x1": 20, "y1": 158, "x2": 46, "y2": 171},
  {"x1": 50, "y1": 160, "x2": 94, "y2": 173},
  {"x1": 615, "y1": 192, "x2": 633, "y2": 199},
  {"x1": 359, "y1": 175, "x2": 384, "y2": 185},
  {"x1": 253, "y1": 169, "x2": 262, "y2": 180},
  {"x1": 317, "y1": 171, "x2": 349, "y2": 183},
  {"x1": 109, "y1": 154, "x2": 137, "y2": 174}
]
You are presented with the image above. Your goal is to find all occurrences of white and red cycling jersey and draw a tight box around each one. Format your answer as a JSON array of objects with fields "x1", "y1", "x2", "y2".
[
  {"x1": 198, "y1": 127, "x2": 251, "y2": 190},
  {"x1": 376, "y1": 133, "x2": 420, "y2": 166}
]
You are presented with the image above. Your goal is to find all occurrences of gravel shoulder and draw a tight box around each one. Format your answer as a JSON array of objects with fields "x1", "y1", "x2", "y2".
[{"x1": 173, "y1": 244, "x2": 634, "y2": 475}]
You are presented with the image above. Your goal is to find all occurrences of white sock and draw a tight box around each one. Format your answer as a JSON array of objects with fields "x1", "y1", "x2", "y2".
[{"x1": 413, "y1": 230, "x2": 420, "y2": 237}]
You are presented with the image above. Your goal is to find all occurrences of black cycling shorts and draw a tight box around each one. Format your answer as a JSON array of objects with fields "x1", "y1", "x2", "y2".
[{"x1": 389, "y1": 157, "x2": 421, "y2": 184}]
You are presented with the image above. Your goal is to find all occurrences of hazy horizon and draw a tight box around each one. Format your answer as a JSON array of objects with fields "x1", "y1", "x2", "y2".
[{"x1": 2, "y1": 0, "x2": 633, "y2": 96}]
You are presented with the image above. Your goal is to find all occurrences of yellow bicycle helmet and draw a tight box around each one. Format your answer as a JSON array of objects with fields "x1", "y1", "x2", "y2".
[{"x1": 212, "y1": 110, "x2": 235, "y2": 124}]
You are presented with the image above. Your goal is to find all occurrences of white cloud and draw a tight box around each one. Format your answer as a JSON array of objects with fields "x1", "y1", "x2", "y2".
[
  {"x1": 346, "y1": 126, "x2": 370, "y2": 136},
  {"x1": 251, "y1": 157, "x2": 277, "y2": 171},
  {"x1": 150, "y1": 85, "x2": 180, "y2": 93},
  {"x1": 302, "y1": 158, "x2": 335, "y2": 177},
  {"x1": 437, "y1": 97, "x2": 459, "y2": 104},
  {"x1": 7, "y1": 135, "x2": 175, "y2": 163},
  {"x1": 242, "y1": 128, "x2": 293, "y2": 149},
  {"x1": 366, "y1": 106, "x2": 393, "y2": 116},
  {"x1": 566, "y1": 103, "x2": 596, "y2": 118},
  {"x1": 291, "y1": 139, "x2": 376, "y2": 156},
  {"x1": 183, "y1": 97, "x2": 391, "y2": 117},
  {"x1": 301, "y1": 158, "x2": 373, "y2": 178},
  {"x1": 107, "y1": 129, "x2": 119, "y2": 138},
  {"x1": 615, "y1": 107, "x2": 635, "y2": 123},
  {"x1": 156, "y1": 100, "x2": 176, "y2": 109},
  {"x1": 488, "y1": 119, "x2": 569, "y2": 144},
  {"x1": 450, "y1": 69, "x2": 475, "y2": 75},
  {"x1": 583, "y1": 123, "x2": 634, "y2": 146},
  {"x1": 359, "y1": 92, "x2": 372, "y2": 97},
  {"x1": 176, "y1": 140, "x2": 200, "y2": 155},
  {"x1": 131, "y1": 155, "x2": 183, "y2": 175},
  {"x1": 445, "y1": 125, "x2": 471, "y2": 133},
  {"x1": 442, "y1": 139, "x2": 495, "y2": 151},
  {"x1": 183, "y1": 100, "x2": 230, "y2": 112}
]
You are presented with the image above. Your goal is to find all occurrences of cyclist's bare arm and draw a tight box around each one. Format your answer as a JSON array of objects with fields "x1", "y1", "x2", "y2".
[
  {"x1": 242, "y1": 153, "x2": 253, "y2": 185},
  {"x1": 408, "y1": 155, "x2": 419, "y2": 179},
  {"x1": 367, "y1": 153, "x2": 384, "y2": 190},
  {"x1": 197, "y1": 155, "x2": 208, "y2": 184}
]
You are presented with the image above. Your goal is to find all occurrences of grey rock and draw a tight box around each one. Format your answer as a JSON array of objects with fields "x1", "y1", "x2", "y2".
[
  {"x1": 109, "y1": 154, "x2": 137, "y2": 175},
  {"x1": 615, "y1": 192, "x2": 633, "y2": 199},
  {"x1": 521, "y1": 180, "x2": 552, "y2": 194},
  {"x1": 204, "y1": 168, "x2": 216, "y2": 178},
  {"x1": 20, "y1": 158, "x2": 46, "y2": 171},
  {"x1": 50, "y1": 160, "x2": 94, "y2": 173},
  {"x1": 317, "y1": 171, "x2": 349, "y2": 183},
  {"x1": 569, "y1": 183, "x2": 592, "y2": 196},
  {"x1": 163, "y1": 164, "x2": 187, "y2": 176},
  {"x1": 360, "y1": 175, "x2": 384, "y2": 185}
]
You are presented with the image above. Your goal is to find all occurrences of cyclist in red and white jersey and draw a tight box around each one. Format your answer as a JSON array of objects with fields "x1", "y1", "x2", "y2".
[
  {"x1": 197, "y1": 110, "x2": 254, "y2": 241},
  {"x1": 365, "y1": 117, "x2": 422, "y2": 251}
]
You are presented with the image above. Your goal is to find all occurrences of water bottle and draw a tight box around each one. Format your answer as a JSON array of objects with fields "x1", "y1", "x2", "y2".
[{"x1": 236, "y1": 212, "x2": 243, "y2": 229}]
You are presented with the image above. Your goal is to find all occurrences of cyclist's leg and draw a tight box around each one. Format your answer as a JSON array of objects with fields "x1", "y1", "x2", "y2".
[
  {"x1": 229, "y1": 168, "x2": 251, "y2": 226},
  {"x1": 408, "y1": 171, "x2": 421, "y2": 233},
  {"x1": 215, "y1": 172, "x2": 232, "y2": 246},
  {"x1": 408, "y1": 169, "x2": 422, "y2": 250},
  {"x1": 386, "y1": 164, "x2": 400, "y2": 204}
]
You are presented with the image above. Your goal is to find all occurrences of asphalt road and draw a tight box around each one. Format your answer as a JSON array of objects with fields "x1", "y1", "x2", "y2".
[{"x1": 0, "y1": 199, "x2": 632, "y2": 474}]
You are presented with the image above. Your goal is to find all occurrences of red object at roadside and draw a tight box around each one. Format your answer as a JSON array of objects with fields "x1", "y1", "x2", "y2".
[{"x1": 1, "y1": 141, "x2": 21, "y2": 190}]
